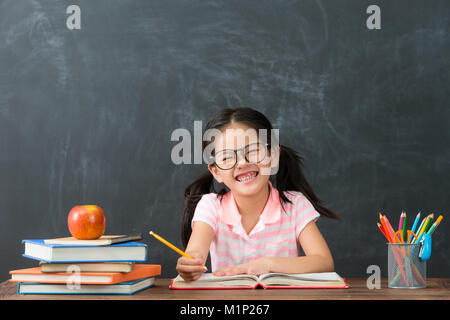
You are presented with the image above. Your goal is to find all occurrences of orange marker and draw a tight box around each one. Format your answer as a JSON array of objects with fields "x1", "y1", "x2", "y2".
[
  {"x1": 377, "y1": 222, "x2": 389, "y2": 241},
  {"x1": 379, "y1": 213, "x2": 393, "y2": 243}
]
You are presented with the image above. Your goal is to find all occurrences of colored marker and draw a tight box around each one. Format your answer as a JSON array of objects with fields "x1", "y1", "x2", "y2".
[
  {"x1": 409, "y1": 211, "x2": 421, "y2": 243},
  {"x1": 427, "y1": 215, "x2": 443, "y2": 235}
]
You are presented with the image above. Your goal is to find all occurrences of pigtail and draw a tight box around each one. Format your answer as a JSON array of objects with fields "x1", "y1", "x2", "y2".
[
  {"x1": 181, "y1": 171, "x2": 213, "y2": 249},
  {"x1": 181, "y1": 170, "x2": 228, "y2": 249},
  {"x1": 274, "y1": 145, "x2": 340, "y2": 220}
]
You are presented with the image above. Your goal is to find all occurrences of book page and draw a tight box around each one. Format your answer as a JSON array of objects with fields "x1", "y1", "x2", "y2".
[
  {"x1": 44, "y1": 235, "x2": 124, "y2": 245},
  {"x1": 258, "y1": 272, "x2": 343, "y2": 282},
  {"x1": 174, "y1": 273, "x2": 259, "y2": 283}
]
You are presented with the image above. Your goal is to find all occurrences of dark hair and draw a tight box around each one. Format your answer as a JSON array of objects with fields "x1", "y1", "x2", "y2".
[{"x1": 181, "y1": 107, "x2": 340, "y2": 248}]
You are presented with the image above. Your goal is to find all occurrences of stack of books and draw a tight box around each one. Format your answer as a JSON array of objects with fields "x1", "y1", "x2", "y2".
[{"x1": 9, "y1": 235, "x2": 161, "y2": 295}]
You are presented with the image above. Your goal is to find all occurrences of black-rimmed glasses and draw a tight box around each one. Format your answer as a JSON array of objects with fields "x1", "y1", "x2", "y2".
[{"x1": 210, "y1": 142, "x2": 269, "y2": 170}]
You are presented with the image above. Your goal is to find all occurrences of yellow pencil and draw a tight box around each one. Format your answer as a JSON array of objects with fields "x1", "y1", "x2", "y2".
[
  {"x1": 149, "y1": 231, "x2": 207, "y2": 270},
  {"x1": 415, "y1": 214, "x2": 432, "y2": 243},
  {"x1": 427, "y1": 215, "x2": 443, "y2": 235}
]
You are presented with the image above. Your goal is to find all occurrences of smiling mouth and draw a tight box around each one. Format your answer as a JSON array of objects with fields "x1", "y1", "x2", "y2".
[{"x1": 235, "y1": 171, "x2": 259, "y2": 182}]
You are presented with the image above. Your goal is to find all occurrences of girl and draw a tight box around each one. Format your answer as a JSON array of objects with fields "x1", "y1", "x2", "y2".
[{"x1": 176, "y1": 107, "x2": 340, "y2": 281}]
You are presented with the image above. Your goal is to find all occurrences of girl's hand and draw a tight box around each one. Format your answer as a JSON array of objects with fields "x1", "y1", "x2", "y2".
[
  {"x1": 213, "y1": 257, "x2": 272, "y2": 277},
  {"x1": 176, "y1": 254, "x2": 207, "y2": 282}
]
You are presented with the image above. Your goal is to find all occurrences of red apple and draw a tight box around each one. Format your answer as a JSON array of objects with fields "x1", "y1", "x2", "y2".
[{"x1": 68, "y1": 205, "x2": 106, "y2": 240}]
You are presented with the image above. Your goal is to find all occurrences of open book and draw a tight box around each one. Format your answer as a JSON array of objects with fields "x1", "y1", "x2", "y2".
[{"x1": 170, "y1": 272, "x2": 348, "y2": 289}]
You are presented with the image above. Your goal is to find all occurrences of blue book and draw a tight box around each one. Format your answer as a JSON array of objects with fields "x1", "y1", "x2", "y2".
[
  {"x1": 22, "y1": 239, "x2": 148, "y2": 263},
  {"x1": 17, "y1": 277, "x2": 154, "y2": 295}
]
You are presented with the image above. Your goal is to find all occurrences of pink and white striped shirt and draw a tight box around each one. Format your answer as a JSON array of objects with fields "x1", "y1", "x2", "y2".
[{"x1": 191, "y1": 182, "x2": 320, "y2": 271}]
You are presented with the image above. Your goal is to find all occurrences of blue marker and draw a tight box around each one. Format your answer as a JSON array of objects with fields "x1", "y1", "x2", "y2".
[{"x1": 409, "y1": 211, "x2": 421, "y2": 243}]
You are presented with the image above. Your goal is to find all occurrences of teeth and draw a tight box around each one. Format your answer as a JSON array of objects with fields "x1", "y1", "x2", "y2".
[{"x1": 237, "y1": 172, "x2": 257, "y2": 182}]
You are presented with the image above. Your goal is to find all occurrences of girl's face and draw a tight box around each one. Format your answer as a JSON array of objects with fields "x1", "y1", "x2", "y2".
[{"x1": 208, "y1": 122, "x2": 279, "y2": 198}]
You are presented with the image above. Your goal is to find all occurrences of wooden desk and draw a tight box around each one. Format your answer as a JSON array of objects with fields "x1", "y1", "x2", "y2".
[{"x1": 1, "y1": 278, "x2": 449, "y2": 300}]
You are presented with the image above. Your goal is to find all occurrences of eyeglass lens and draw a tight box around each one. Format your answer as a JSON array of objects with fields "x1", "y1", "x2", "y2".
[{"x1": 214, "y1": 143, "x2": 267, "y2": 169}]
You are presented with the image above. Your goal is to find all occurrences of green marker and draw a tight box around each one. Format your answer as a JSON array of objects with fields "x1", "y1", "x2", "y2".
[
  {"x1": 427, "y1": 215, "x2": 443, "y2": 235},
  {"x1": 402, "y1": 213, "x2": 407, "y2": 243}
]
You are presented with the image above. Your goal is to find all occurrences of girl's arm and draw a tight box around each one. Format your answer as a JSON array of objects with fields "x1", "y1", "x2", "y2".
[
  {"x1": 176, "y1": 221, "x2": 214, "y2": 281},
  {"x1": 185, "y1": 221, "x2": 214, "y2": 259},
  {"x1": 213, "y1": 221, "x2": 334, "y2": 276},
  {"x1": 267, "y1": 220, "x2": 334, "y2": 273}
]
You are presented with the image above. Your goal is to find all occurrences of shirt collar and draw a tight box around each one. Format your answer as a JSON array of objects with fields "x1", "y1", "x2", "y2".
[{"x1": 219, "y1": 181, "x2": 281, "y2": 226}]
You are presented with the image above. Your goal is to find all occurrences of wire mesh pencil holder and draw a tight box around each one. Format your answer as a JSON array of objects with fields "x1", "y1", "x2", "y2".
[{"x1": 388, "y1": 243, "x2": 426, "y2": 289}]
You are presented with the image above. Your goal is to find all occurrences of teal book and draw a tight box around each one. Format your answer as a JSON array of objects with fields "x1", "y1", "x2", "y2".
[
  {"x1": 22, "y1": 239, "x2": 148, "y2": 263},
  {"x1": 17, "y1": 277, "x2": 154, "y2": 295}
]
